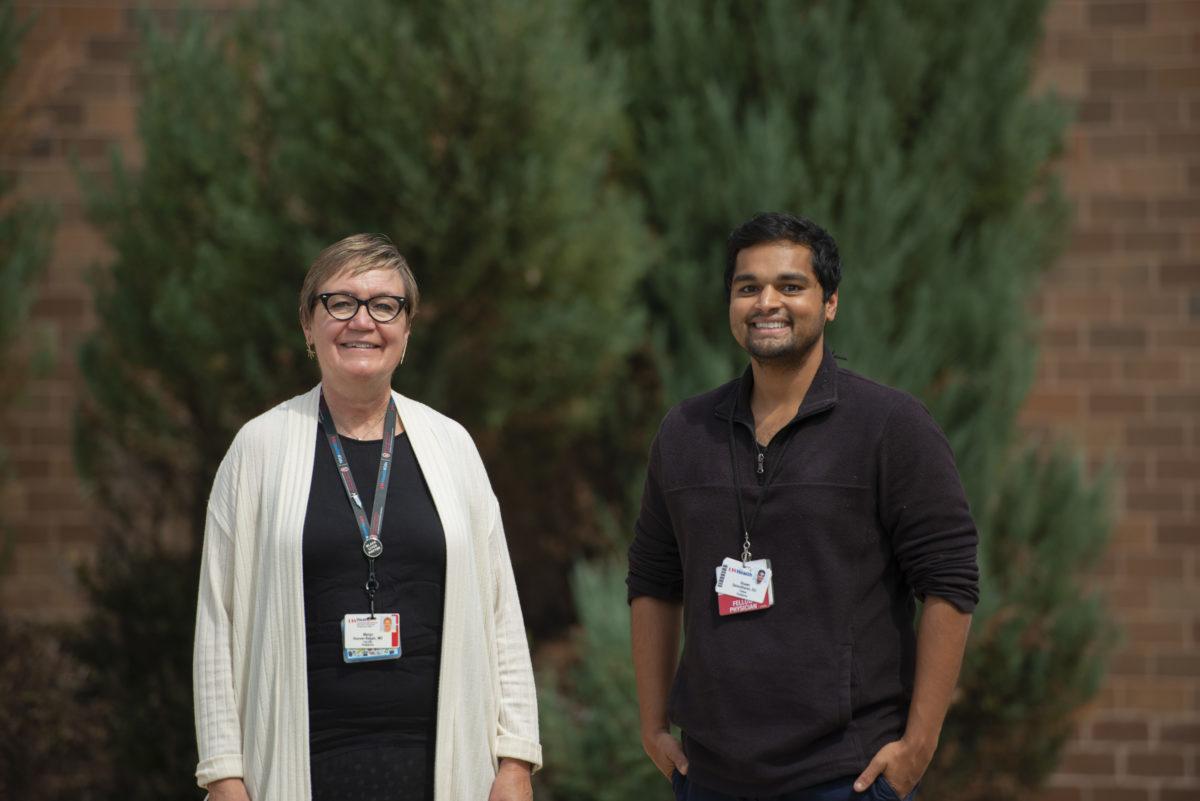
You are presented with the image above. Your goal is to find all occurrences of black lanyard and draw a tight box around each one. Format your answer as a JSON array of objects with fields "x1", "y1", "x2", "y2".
[
  {"x1": 317, "y1": 392, "x2": 398, "y2": 614},
  {"x1": 727, "y1": 389, "x2": 799, "y2": 563}
]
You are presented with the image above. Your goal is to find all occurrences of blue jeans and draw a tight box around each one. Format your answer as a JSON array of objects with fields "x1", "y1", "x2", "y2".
[{"x1": 670, "y1": 771, "x2": 917, "y2": 801}]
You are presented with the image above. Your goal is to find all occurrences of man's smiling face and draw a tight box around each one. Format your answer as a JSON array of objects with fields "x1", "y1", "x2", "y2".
[{"x1": 728, "y1": 242, "x2": 837, "y2": 367}]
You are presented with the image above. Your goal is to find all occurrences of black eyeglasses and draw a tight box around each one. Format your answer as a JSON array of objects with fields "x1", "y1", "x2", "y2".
[{"x1": 318, "y1": 293, "x2": 409, "y2": 323}]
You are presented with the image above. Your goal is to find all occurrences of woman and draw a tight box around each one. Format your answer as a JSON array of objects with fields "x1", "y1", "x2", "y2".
[{"x1": 193, "y1": 234, "x2": 541, "y2": 801}]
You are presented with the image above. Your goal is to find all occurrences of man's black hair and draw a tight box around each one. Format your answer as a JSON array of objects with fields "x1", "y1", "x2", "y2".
[{"x1": 724, "y1": 212, "x2": 842, "y2": 302}]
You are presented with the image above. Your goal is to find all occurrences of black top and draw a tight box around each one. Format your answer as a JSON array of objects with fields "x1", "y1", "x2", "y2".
[
  {"x1": 303, "y1": 427, "x2": 446, "y2": 766},
  {"x1": 627, "y1": 347, "x2": 979, "y2": 795}
]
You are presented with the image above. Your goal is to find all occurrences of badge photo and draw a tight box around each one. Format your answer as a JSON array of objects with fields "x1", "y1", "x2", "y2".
[
  {"x1": 342, "y1": 612, "x2": 402, "y2": 662},
  {"x1": 714, "y1": 557, "x2": 774, "y2": 616}
]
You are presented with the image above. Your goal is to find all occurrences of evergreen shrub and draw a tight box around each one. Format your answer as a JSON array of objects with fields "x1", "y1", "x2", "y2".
[{"x1": 535, "y1": 558, "x2": 670, "y2": 801}]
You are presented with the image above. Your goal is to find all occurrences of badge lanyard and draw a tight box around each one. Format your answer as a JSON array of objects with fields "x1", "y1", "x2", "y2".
[
  {"x1": 318, "y1": 392, "x2": 398, "y2": 616},
  {"x1": 727, "y1": 390, "x2": 799, "y2": 564}
]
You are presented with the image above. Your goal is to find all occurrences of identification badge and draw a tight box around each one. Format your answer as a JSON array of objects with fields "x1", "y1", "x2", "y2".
[
  {"x1": 342, "y1": 613, "x2": 401, "y2": 662},
  {"x1": 714, "y1": 557, "x2": 774, "y2": 615}
]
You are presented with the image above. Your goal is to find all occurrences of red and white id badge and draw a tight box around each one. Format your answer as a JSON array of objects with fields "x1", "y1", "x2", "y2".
[
  {"x1": 714, "y1": 557, "x2": 774, "y2": 615},
  {"x1": 342, "y1": 613, "x2": 401, "y2": 662}
]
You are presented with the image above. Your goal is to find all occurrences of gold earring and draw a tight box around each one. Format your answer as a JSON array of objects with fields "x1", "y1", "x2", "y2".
[
  {"x1": 400, "y1": 345, "x2": 407, "y2": 365},
  {"x1": 306, "y1": 342, "x2": 315, "y2": 360}
]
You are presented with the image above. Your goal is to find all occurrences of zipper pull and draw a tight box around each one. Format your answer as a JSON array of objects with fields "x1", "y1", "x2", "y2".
[{"x1": 756, "y1": 449, "x2": 765, "y2": 475}]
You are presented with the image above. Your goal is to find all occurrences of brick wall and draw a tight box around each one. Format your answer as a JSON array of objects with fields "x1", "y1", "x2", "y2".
[
  {"x1": 2, "y1": 2, "x2": 251, "y2": 619},
  {"x1": 2, "y1": 0, "x2": 140, "y2": 620},
  {"x1": 1, "y1": 0, "x2": 1196, "y2": 796},
  {"x1": 1028, "y1": 1, "x2": 1200, "y2": 799}
]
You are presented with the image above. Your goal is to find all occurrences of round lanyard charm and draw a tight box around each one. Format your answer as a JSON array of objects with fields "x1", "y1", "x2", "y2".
[{"x1": 363, "y1": 537, "x2": 383, "y2": 559}]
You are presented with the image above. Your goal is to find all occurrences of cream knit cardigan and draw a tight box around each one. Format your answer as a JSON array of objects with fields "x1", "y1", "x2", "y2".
[{"x1": 193, "y1": 385, "x2": 542, "y2": 800}]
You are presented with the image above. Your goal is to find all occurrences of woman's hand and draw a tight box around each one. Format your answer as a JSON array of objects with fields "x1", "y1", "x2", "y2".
[
  {"x1": 487, "y1": 758, "x2": 533, "y2": 801},
  {"x1": 206, "y1": 777, "x2": 251, "y2": 801}
]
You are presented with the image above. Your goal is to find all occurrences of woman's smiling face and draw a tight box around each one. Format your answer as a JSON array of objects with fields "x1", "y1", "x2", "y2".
[{"x1": 302, "y1": 265, "x2": 412, "y2": 394}]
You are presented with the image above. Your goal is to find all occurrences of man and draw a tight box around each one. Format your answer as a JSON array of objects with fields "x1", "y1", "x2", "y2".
[{"x1": 627, "y1": 212, "x2": 978, "y2": 801}]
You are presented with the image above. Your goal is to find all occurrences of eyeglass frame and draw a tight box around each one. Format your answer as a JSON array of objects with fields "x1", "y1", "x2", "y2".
[{"x1": 317, "y1": 292, "x2": 409, "y2": 323}]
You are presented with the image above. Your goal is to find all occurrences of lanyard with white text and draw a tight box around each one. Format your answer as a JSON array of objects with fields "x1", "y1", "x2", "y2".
[
  {"x1": 728, "y1": 390, "x2": 799, "y2": 564},
  {"x1": 318, "y1": 392, "x2": 398, "y2": 614}
]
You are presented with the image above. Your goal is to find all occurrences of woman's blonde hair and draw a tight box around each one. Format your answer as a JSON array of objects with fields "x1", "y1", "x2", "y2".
[{"x1": 299, "y1": 233, "x2": 419, "y2": 328}]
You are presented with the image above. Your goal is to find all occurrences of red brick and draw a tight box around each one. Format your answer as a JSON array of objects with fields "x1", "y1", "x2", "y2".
[
  {"x1": 1160, "y1": 262, "x2": 1199, "y2": 286},
  {"x1": 85, "y1": 97, "x2": 135, "y2": 134},
  {"x1": 86, "y1": 35, "x2": 140, "y2": 65},
  {"x1": 55, "y1": 6, "x2": 125, "y2": 32},
  {"x1": 1155, "y1": 325, "x2": 1200, "y2": 349},
  {"x1": 1089, "y1": 64, "x2": 1151, "y2": 92},
  {"x1": 1053, "y1": 31, "x2": 1117, "y2": 59},
  {"x1": 1090, "y1": 391, "x2": 1148, "y2": 414},
  {"x1": 60, "y1": 522, "x2": 102, "y2": 544},
  {"x1": 55, "y1": 135, "x2": 110, "y2": 159},
  {"x1": 1109, "y1": 263, "x2": 1156, "y2": 287},
  {"x1": 1080, "y1": 97, "x2": 1117, "y2": 123},
  {"x1": 1043, "y1": 324, "x2": 1084, "y2": 348},
  {"x1": 1092, "y1": 195, "x2": 1150, "y2": 221},
  {"x1": 1122, "y1": 229, "x2": 1182, "y2": 252},
  {"x1": 1118, "y1": 97, "x2": 1184, "y2": 125},
  {"x1": 1126, "y1": 549, "x2": 1189, "y2": 577},
  {"x1": 1127, "y1": 678, "x2": 1197, "y2": 713},
  {"x1": 1160, "y1": 722, "x2": 1200, "y2": 743},
  {"x1": 1155, "y1": 392, "x2": 1200, "y2": 415},
  {"x1": 1037, "y1": 62, "x2": 1089, "y2": 95},
  {"x1": 1060, "y1": 747, "x2": 1117, "y2": 774},
  {"x1": 1157, "y1": 197, "x2": 1200, "y2": 220},
  {"x1": 1156, "y1": 67, "x2": 1200, "y2": 92},
  {"x1": 1092, "y1": 684, "x2": 1119, "y2": 709},
  {"x1": 1153, "y1": 652, "x2": 1200, "y2": 678},
  {"x1": 11, "y1": 456, "x2": 52, "y2": 480},
  {"x1": 1121, "y1": 357, "x2": 1181, "y2": 382},
  {"x1": 1127, "y1": 749, "x2": 1186, "y2": 776},
  {"x1": 1150, "y1": 1, "x2": 1200, "y2": 26},
  {"x1": 1092, "y1": 131, "x2": 1152, "y2": 157},
  {"x1": 1154, "y1": 584, "x2": 1200, "y2": 615},
  {"x1": 31, "y1": 290, "x2": 89, "y2": 319},
  {"x1": 1113, "y1": 517, "x2": 1155, "y2": 548},
  {"x1": 1093, "y1": 786, "x2": 1151, "y2": 801},
  {"x1": 1037, "y1": 787, "x2": 1083, "y2": 801},
  {"x1": 1118, "y1": 160, "x2": 1188, "y2": 192},
  {"x1": 1045, "y1": 0, "x2": 1087, "y2": 30},
  {"x1": 1023, "y1": 389, "x2": 1085, "y2": 418},
  {"x1": 1119, "y1": 32, "x2": 1196, "y2": 59},
  {"x1": 1088, "y1": 2, "x2": 1150, "y2": 27},
  {"x1": 1159, "y1": 131, "x2": 1200, "y2": 155},
  {"x1": 1090, "y1": 717, "x2": 1151, "y2": 741},
  {"x1": 1162, "y1": 790, "x2": 1200, "y2": 801},
  {"x1": 26, "y1": 425, "x2": 70, "y2": 448},
  {"x1": 1125, "y1": 423, "x2": 1187, "y2": 449},
  {"x1": 1063, "y1": 357, "x2": 1118, "y2": 381},
  {"x1": 1113, "y1": 291, "x2": 1180, "y2": 318},
  {"x1": 1071, "y1": 226, "x2": 1119, "y2": 253},
  {"x1": 1089, "y1": 324, "x2": 1149, "y2": 350},
  {"x1": 1126, "y1": 487, "x2": 1187, "y2": 514},
  {"x1": 1049, "y1": 289, "x2": 1120, "y2": 317},
  {"x1": 1158, "y1": 457, "x2": 1200, "y2": 480},
  {"x1": 64, "y1": 70, "x2": 123, "y2": 97},
  {"x1": 46, "y1": 102, "x2": 85, "y2": 127},
  {"x1": 1157, "y1": 523, "x2": 1198, "y2": 546},
  {"x1": 1109, "y1": 649, "x2": 1151, "y2": 676},
  {"x1": 1046, "y1": 258, "x2": 1124, "y2": 285}
]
